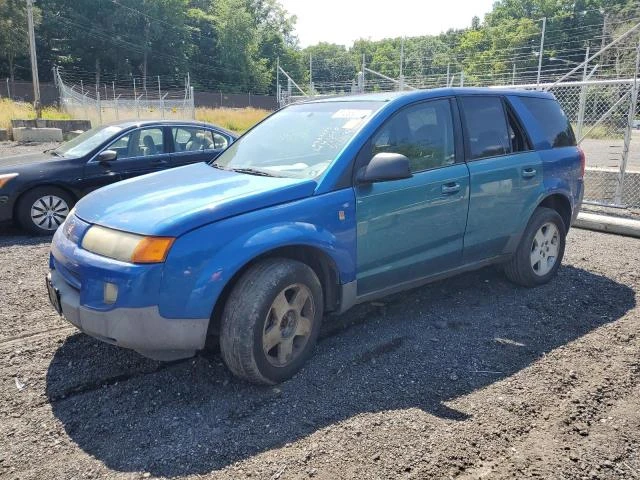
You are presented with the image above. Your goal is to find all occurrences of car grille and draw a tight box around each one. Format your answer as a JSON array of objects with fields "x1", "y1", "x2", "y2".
[{"x1": 53, "y1": 257, "x2": 81, "y2": 291}]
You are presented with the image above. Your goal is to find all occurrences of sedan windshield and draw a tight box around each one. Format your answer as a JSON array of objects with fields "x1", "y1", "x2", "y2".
[
  {"x1": 213, "y1": 101, "x2": 382, "y2": 179},
  {"x1": 54, "y1": 125, "x2": 124, "y2": 158}
]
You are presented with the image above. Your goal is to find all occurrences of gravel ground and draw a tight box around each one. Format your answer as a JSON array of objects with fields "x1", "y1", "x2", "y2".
[
  {"x1": 1, "y1": 227, "x2": 639, "y2": 480},
  {"x1": 1, "y1": 141, "x2": 640, "y2": 479},
  {"x1": 0, "y1": 141, "x2": 61, "y2": 158}
]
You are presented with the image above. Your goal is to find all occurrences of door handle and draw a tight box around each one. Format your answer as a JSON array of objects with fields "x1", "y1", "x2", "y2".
[
  {"x1": 151, "y1": 158, "x2": 168, "y2": 165},
  {"x1": 521, "y1": 167, "x2": 537, "y2": 178},
  {"x1": 441, "y1": 182, "x2": 461, "y2": 194}
]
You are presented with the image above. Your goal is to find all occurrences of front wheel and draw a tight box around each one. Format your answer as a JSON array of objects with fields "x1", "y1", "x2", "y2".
[
  {"x1": 220, "y1": 258, "x2": 323, "y2": 384},
  {"x1": 16, "y1": 187, "x2": 74, "y2": 235},
  {"x1": 504, "y1": 207, "x2": 566, "y2": 287}
]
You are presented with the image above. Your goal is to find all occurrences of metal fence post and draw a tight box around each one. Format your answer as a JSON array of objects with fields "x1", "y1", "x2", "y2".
[
  {"x1": 614, "y1": 41, "x2": 640, "y2": 205},
  {"x1": 97, "y1": 91, "x2": 102, "y2": 125},
  {"x1": 190, "y1": 86, "x2": 195, "y2": 119},
  {"x1": 6, "y1": 78, "x2": 10, "y2": 99}
]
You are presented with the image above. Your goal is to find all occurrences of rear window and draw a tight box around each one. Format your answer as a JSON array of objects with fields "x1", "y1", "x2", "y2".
[{"x1": 519, "y1": 97, "x2": 576, "y2": 148}]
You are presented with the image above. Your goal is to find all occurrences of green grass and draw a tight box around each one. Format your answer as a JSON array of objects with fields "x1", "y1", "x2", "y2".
[
  {"x1": 0, "y1": 99, "x2": 71, "y2": 131},
  {"x1": 195, "y1": 107, "x2": 270, "y2": 133}
]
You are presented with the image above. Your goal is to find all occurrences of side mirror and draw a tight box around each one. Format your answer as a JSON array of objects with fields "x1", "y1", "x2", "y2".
[
  {"x1": 97, "y1": 150, "x2": 117, "y2": 162},
  {"x1": 356, "y1": 152, "x2": 412, "y2": 184}
]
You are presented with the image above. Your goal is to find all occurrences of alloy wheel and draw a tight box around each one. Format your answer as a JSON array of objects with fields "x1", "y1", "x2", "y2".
[
  {"x1": 30, "y1": 195, "x2": 69, "y2": 231},
  {"x1": 262, "y1": 283, "x2": 315, "y2": 367}
]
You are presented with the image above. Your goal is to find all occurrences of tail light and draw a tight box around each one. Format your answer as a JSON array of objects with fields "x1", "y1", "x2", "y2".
[{"x1": 578, "y1": 146, "x2": 586, "y2": 178}]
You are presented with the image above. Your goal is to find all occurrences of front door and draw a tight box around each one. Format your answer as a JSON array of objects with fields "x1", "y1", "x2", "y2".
[
  {"x1": 355, "y1": 98, "x2": 470, "y2": 295},
  {"x1": 83, "y1": 126, "x2": 171, "y2": 193}
]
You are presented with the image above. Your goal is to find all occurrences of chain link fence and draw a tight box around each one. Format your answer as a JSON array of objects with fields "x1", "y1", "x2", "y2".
[
  {"x1": 55, "y1": 68, "x2": 195, "y2": 126},
  {"x1": 499, "y1": 79, "x2": 639, "y2": 208}
]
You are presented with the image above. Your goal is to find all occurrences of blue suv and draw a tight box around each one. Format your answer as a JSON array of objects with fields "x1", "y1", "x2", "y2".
[{"x1": 48, "y1": 88, "x2": 584, "y2": 384}]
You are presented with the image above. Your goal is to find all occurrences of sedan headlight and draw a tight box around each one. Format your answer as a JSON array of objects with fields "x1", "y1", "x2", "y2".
[
  {"x1": 0, "y1": 173, "x2": 19, "y2": 189},
  {"x1": 82, "y1": 225, "x2": 175, "y2": 264}
]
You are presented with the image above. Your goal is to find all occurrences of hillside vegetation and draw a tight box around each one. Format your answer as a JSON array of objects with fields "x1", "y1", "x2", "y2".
[{"x1": 0, "y1": 0, "x2": 639, "y2": 95}]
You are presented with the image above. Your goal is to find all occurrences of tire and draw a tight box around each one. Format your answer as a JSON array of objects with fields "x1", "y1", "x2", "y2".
[
  {"x1": 220, "y1": 258, "x2": 323, "y2": 384},
  {"x1": 16, "y1": 186, "x2": 75, "y2": 235},
  {"x1": 504, "y1": 207, "x2": 566, "y2": 287}
]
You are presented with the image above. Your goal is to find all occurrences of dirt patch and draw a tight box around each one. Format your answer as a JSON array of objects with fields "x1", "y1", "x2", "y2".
[{"x1": 1, "y1": 228, "x2": 639, "y2": 479}]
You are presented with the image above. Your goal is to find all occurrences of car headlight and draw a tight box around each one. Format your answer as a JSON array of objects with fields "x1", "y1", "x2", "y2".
[
  {"x1": 0, "y1": 173, "x2": 19, "y2": 189},
  {"x1": 81, "y1": 225, "x2": 175, "y2": 264}
]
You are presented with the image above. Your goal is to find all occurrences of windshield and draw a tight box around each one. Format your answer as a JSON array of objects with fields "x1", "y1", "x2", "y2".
[
  {"x1": 213, "y1": 101, "x2": 382, "y2": 178},
  {"x1": 54, "y1": 125, "x2": 124, "y2": 158}
]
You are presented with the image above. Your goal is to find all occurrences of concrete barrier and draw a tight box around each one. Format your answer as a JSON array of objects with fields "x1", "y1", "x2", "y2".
[
  {"x1": 0, "y1": 129, "x2": 8, "y2": 141},
  {"x1": 10, "y1": 119, "x2": 91, "y2": 134},
  {"x1": 584, "y1": 167, "x2": 640, "y2": 207},
  {"x1": 12, "y1": 127, "x2": 63, "y2": 143},
  {"x1": 64, "y1": 130, "x2": 85, "y2": 140}
]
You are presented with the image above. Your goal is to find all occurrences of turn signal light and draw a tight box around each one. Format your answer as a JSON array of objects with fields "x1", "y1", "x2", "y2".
[{"x1": 131, "y1": 237, "x2": 175, "y2": 263}]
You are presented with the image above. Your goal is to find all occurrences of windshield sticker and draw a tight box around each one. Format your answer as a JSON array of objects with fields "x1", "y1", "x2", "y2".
[
  {"x1": 342, "y1": 119, "x2": 365, "y2": 130},
  {"x1": 331, "y1": 109, "x2": 372, "y2": 119}
]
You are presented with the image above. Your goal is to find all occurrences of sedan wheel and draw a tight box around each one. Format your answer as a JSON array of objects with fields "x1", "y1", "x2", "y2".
[
  {"x1": 16, "y1": 186, "x2": 75, "y2": 235},
  {"x1": 30, "y1": 195, "x2": 70, "y2": 231}
]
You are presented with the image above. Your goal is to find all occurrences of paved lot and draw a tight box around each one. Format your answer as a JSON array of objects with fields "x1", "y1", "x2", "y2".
[
  {"x1": 582, "y1": 131, "x2": 640, "y2": 171},
  {"x1": 1, "y1": 226, "x2": 639, "y2": 479}
]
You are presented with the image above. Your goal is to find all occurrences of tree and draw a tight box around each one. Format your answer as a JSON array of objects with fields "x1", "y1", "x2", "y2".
[{"x1": 0, "y1": 0, "x2": 40, "y2": 83}]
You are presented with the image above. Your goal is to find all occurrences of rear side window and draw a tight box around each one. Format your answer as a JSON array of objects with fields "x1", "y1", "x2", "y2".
[
  {"x1": 460, "y1": 96, "x2": 510, "y2": 160},
  {"x1": 519, "y1": 97, "x2": 576, "y2": 148}
]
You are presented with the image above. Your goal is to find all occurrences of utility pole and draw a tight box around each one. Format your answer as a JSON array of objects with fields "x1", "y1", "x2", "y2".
[
  {"x1": 309, "y1": 54, "x2": 313, "y2": 95},
  {"x1": 512, "y1": 63, "x2": 516, "y2": 85},
  {"x1": 399, "y1": 37, "x2": 405, "y2": 91},
  {"x1": 361, "y1": 54, "x2": 365, "y2": 93},
  {"x1": 276, "y1": 56, "x2": 280, "y2": 107},
  {"x1": 26, "y1": 0, "x2": 41, "y2": 118},
  {"x1": 536, "y1": 17, "x2": 546, "y2": 89}
]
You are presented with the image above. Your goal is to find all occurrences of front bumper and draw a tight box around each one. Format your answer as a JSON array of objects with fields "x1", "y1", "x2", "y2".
[{"x1": 49, "y1": 269, "x2": 208, "y2": 360}]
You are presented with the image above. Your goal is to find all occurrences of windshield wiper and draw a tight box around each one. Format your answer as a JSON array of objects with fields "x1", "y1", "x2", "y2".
[
  {"x1": 229, "y1": 167, "x2": 277, "y2": 177},
  {"x1": 47, "y1": 150, "x2": 63, "y2": 157}
]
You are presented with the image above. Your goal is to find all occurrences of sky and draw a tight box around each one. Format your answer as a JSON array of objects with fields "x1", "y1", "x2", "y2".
[{"x1": 278, "y1": 0, "x2": 496, "y2": 47}]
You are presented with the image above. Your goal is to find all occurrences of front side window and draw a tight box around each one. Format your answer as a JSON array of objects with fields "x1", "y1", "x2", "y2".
[
  {"x1": 106, "y1": 127, "x2": 165, "y2": 160},
  {"x1": 460, "y1": 96, "x2": 511, "y2": 160},
  {"x1": 371, "y1": 99, "x2": 455, "y2": 172},
  {"x1": 214, "y1": 101, "x2": 382, "y2": 178}
]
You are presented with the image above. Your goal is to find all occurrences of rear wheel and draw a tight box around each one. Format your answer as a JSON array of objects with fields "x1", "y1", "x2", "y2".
[
  {"x1": 504, "y1": 207, "x2": 566, "y2": 287},
  {"x1": 16, "y1": 187, "x2": 74, "y2": 235},
  {"x1": 219, "y1": 258, "x2": 323, "y2": 384}
]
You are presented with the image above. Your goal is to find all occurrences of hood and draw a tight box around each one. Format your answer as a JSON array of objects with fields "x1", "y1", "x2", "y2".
[
  {"x1": 74, "y1": 163, "x2": 318, "y2": 236},
  {"x1": 0, "y1": 152, "x2": 64, "y2": 170}
]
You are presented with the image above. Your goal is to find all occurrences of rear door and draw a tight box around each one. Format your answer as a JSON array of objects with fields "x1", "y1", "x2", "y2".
[
  {"x1": 459, "y1": 95, "x2": 543, "y2": 262},
  {"x1": 355, "y1": 98, "x2": 470, "y2": 295},
  {"x1": 170, "y1": 126, "x2": 231, "y2": 166}
]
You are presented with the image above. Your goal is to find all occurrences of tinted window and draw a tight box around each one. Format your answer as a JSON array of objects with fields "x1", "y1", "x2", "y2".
[
  {"x1": 520, "y1": 97, "x2": 576, "y2": 148},
  {"x1": 505, "y1": 103, "x2": 530, "y2": 153},
  {"x1": 371, "y1": 99, "x2": 456, "y2": 172},
  {"x1": 460, "y1": 96, "x2": 510, "y2": 160}
]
